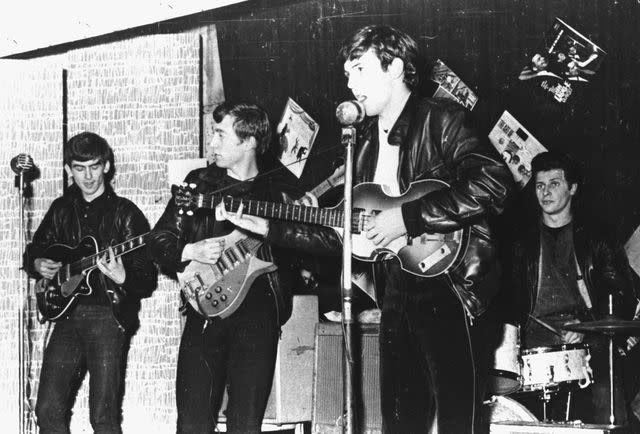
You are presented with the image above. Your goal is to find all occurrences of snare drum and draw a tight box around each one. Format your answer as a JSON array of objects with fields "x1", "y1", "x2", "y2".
[
  {"x1": 520, "y1": 343, "x2": 592, "y2": 392},
  {"x1": 487, "y1": 323, "x2": 522, "y2": 395}
]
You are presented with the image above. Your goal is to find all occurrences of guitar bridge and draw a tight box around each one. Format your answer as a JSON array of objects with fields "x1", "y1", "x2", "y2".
[{"x1": 418, "y1": 245, "x2": 452, "y2": 273}]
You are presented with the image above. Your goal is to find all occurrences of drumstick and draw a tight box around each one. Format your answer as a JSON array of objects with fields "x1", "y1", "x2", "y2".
[{"x1": 527, "y1": 314, "x2": 564, "y2": 337}]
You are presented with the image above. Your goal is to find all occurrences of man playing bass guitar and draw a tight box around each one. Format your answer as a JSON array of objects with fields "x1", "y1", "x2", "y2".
[
  {"x1": 220, "y1": 25, "x2": 514, "y2": 433},
  {"x1": 24, "y1": 132, "x2": 157, "y2": 434}
]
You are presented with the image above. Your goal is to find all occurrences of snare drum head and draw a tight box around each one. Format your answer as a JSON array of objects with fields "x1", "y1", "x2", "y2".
[
  {"x1": 484, "y1": 396, "x2": 538, "y2": 423},
  {"x1": 521, "y1": 343, "x2": 589, "y2": 356}
]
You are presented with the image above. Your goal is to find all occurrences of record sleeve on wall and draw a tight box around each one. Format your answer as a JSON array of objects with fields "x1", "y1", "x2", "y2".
[
  {"x1": 276, "y1": 98, "x2": 319, "y2": 179},
  {"x1": 518, "y1": 18, "x2": 606, "y2": 104},
  {"x1": 430, "y1": 59, "x2": 478, "y2": 110},
  {"x1": 489, "y1": 111, "x2": 547, "y2": 188}
]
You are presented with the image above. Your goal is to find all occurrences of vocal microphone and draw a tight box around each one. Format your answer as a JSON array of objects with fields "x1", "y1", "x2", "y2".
[
  {"x1": 10, "y1": 154, "x2": 35, "y2": 174},
  {"x1": 336, "y1": 100, "x2": 366, "y2": 126}
]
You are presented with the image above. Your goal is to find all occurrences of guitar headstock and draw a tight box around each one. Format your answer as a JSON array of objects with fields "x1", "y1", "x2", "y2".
[{"x1": 171, "y1": 183, "x2": 197, "y2": 215}]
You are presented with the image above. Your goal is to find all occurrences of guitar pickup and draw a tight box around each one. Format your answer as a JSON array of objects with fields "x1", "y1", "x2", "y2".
[{"x1": 418, "y1": 245, "x2": 451, "y2": 273}]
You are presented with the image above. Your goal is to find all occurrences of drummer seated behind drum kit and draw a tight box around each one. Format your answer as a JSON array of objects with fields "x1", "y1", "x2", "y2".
[{"x1": 486, "y1": 151, "x2": 640, "y2": 430}]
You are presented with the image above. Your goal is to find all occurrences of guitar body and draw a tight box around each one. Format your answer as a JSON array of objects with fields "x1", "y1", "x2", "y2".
[
  {"x1": 35, "y1": 236, "x2": 98, "y2": 321},
  {"x1": 348, "y1": 180, "x2": 469, "y2": 277},
  {"x1": 177, "y1": 230, "x2": 277, "y2": 318}
]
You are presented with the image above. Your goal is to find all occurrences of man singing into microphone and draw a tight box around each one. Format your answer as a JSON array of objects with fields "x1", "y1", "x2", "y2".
[
  {"x1": 24, "y1": 132, "x2": 157, "y2": 433},
  {"x1": 220, "y1": 25, "x2": 514, "y2": 432}
]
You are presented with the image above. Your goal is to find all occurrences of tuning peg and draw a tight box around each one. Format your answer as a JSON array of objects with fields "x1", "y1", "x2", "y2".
[
  {"x1": 186, "y1": 210, "x2": 194, "y2": 216},
  {"x1": 189, "y1": 183, "x2": 197, "y2": 189},
  {"x1": 178, "y1": 209, "x2": 184, "y2": 215}
]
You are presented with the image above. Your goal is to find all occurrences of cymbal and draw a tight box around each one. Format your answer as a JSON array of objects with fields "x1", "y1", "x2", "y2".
[{"x1": 561, "y1": 317, "x2": 640, "y2": 335}]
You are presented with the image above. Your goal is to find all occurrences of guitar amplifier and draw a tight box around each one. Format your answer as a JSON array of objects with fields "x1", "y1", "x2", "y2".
[
  {"x1": 491, "y1": 421, "x2": 626, "y2": 433},
  {"x1": 312, "y1": 322, "x2": 381, "y2": 434},
  {"x1": 218, "y1": 295, "x2": 318, "y2": 426}
]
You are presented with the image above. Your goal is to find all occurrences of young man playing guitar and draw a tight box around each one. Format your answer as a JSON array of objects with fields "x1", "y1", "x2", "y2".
[
  {"x1": 147, "y1": 102, "x2": 339, "y2": 434},
  {"x1": 24, "y1": 132, "x2": 157, "y2": 433},
  {"x1": 222, "y1": 25, "x2": 514, "y2": 433}
]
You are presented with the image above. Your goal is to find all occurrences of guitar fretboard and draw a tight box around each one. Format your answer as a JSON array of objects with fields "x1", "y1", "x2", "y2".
[
  {"x1": 194, "y1": 194, "x2": 363, "y2": 231},
  {"x1": 68, "y1": 233, "x2": 149, "y2": 277}
]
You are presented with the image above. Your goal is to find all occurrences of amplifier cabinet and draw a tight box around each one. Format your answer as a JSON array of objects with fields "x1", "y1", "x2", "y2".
[
  {"x1": 312, "y1": 322, "x2": 382, "y2": 434},
  {"x1": 491, "y1": 421, "x2": 626, "y2": 433},
  {"x1": 218, "y1": 295, "x2": 318, "y2": 426}
]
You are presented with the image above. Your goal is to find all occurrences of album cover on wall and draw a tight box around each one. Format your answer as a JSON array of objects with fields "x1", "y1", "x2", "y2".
[
  {"x1": 276, "y1": 98, "x2": 319, "y2": 178},
  {"x1": 518, "y1": 18, "x2": 606, "y2": 104},
  {"x1": 430, "y1": 59, "x2": 478, "y2": 110},
  {"x1": 489, "y1": 111, "x2": 547, "y2": 187}
]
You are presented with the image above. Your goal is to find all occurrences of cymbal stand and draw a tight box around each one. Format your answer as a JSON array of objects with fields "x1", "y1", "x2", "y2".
[{"x1": 607, "y1": 293, "x2": 615, "y2": 425}]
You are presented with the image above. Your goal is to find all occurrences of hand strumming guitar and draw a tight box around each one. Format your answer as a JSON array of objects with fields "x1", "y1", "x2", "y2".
[
  {"x1": 34, "y1": 258, "x2": 62, "y2": 280},
  {"x1": 364, "y1": 207, "x2": 407, "y2": 247},
  {"x1": 182, "y1": 238, "x2": 226, "y2": 264}
]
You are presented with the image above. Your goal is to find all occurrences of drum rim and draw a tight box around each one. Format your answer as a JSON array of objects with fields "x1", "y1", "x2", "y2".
[
  {"x1": 488, "y1": 368, "x2": 521, "y2": 381},
  {"x1": 521, "y1": 343, "x2": 589, "y2": 355}
]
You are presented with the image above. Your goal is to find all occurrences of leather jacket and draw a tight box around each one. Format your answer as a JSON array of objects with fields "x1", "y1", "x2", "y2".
[
  {"x1": 147, "y1": 165, "x2": 297, "y2": 325},
  {"x1": 267, "y1": 94, "x2": 514, "y2": 318},
  {"x1": 24, "y1": 184, "x2": 158, "y2": 334},
  {"x1": 510, "y1": 216, "x2": 637, "y2": 327}
]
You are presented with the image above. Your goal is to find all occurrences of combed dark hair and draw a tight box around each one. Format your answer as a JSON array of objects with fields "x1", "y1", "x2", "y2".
[
  {"x1": 531, "y1": 151, "x2": 581, "y2": 186},
  {"x1": 339, "y1": 24, "x2": 419, "y2": 90},
  {"x1": 64, "y1": 132, "x2": 115, "y2": 182},
  {"x1": 212, "y1": 102, "x2": 272, "y2": 155}
]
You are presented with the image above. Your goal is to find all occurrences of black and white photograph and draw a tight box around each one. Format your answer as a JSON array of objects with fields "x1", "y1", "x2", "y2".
[{"x1": 2, "y1": 2, "x2": 640, "y2": 434}]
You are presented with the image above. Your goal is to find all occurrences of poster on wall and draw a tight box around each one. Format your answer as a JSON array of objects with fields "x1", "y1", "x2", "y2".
[
  {"x1": 430, "y1": 59, "x2": 478, "y2": 110},
  {"x1": 518, "y1": 18, "x2": 606, "y2": 104},
  {"x1": 276, "y1": 98, "x2": 319, "y2": 178},
  {"x1": 489, "y1": 110, "x2": 547, "y2": 188}
]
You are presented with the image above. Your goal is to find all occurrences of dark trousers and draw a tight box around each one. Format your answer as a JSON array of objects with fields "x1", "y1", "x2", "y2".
[
  {"x1": 36, "y1": 305, "x2": 129, "y2": 434},
  {"x1": 380, "y1": 284, "x2": 498, "y2": 434},
  {"x1": 175, "y1": 286, "x2": 279, "y2": 434}
]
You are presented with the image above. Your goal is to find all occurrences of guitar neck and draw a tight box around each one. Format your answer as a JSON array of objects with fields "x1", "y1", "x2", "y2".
[
  {"x1": 73, "y1": 232, "x2": 150, "y2": 275},
  {"x1": 198, "y1": 194, "x2": 354, "y2": 228}
]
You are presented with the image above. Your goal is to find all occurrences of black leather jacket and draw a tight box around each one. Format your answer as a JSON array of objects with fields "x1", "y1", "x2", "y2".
[
  {"x1": 267, "y1": 94, "x2": 514, "y2": 318},
  {"x1": 147, "y1": 165, "x2": 297, "y2": 325},
  {"x1": 510, "y1": 217, "x2": 637, "y2": 326},
  {"x1": 24, "y1": 184, "x2": 158, "y2": 334}
]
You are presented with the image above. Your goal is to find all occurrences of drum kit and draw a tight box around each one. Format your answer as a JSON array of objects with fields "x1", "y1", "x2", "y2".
[{"x1": 487, "y1": 300, "x2": 640, "y2": 428}]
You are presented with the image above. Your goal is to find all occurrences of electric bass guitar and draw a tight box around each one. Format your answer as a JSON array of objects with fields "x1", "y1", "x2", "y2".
[
  {"x1": 173, "y1": 179, "x2": 469, "y2": 278},
  {"x1": 34, "y1": 233, "x2": 148, "y2": 321}
]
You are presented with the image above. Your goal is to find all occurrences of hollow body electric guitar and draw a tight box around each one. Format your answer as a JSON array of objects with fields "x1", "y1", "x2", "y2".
[
  {"x1": 173, "y1": 179, "x2": 469, "y2": 278},
  {"x1": 34, "y1": 233, "x2": 148, "y2": 321}
]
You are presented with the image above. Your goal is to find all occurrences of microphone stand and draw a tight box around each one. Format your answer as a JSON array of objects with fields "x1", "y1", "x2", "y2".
[
  {"x1": 340, "y1": 125, "x2": 357, "y2": 434},
  {"x1": 16, "y1": 171, "x2": 27, "y2": 434}
]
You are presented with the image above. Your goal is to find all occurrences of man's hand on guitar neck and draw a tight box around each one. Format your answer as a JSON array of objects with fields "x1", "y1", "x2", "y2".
[
  {"x1": 364, "y1": 207, "x2": 407, "y2": 247},
  {"x1": 216, "y1": 201, "x2": 270, "y2": 237},
  {"x1": 34, "y1": 258, "x2": 62, "y2": 280},
  {"x1": 182, "y1": 238, "x2": 226, "y2": 265},
  {"x1": 97, "y1": 246, "x2": 126, "y2": 285}
]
